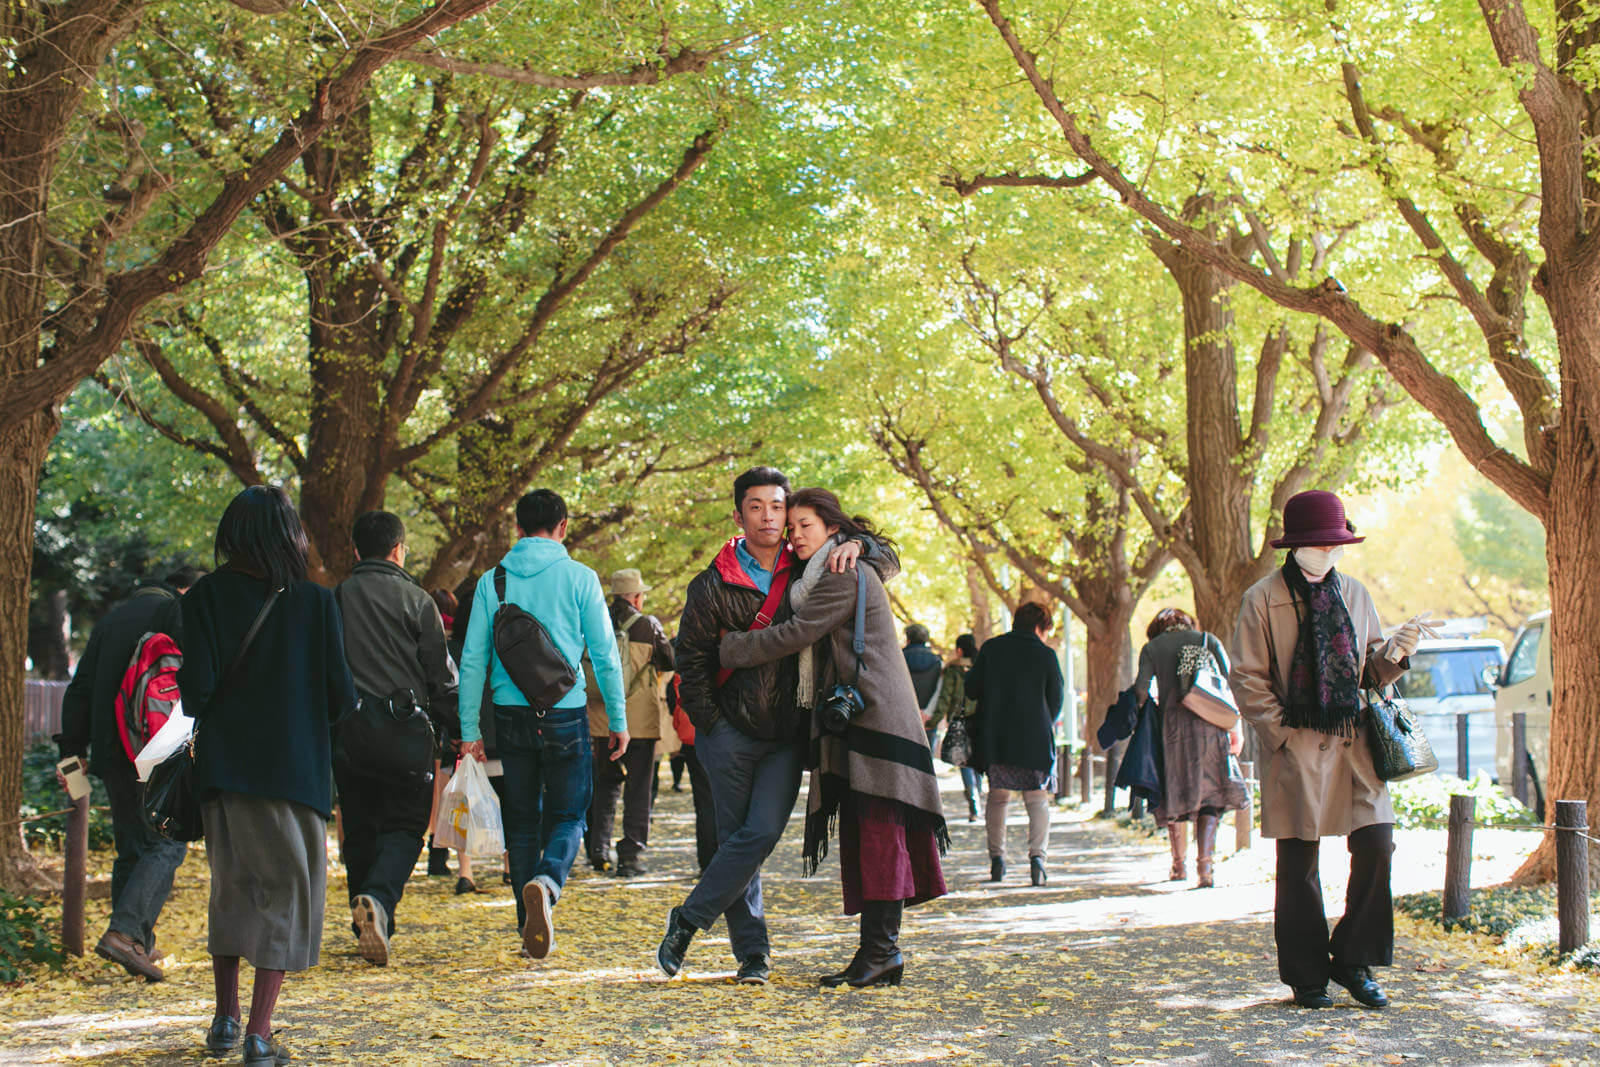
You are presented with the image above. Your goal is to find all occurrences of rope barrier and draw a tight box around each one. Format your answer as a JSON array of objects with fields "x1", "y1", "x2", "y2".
[
  {"x1": 0, "y1": 805, "x2": 109, "y2": 829},
  {"x1": 1462, "y1": 820, "x2": 1600, "y2": 846}
]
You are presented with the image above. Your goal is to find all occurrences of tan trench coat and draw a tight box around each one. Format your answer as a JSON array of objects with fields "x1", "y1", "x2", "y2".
[{"x1": 1228, "y1": 570, "x2": 1407, "y2": 841}]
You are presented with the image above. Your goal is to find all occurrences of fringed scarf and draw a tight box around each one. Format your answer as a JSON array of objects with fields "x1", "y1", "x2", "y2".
[
  {"x1": 1281, "y1": 555, "x2": 1363, "y2": 737},
  {"x1": 791, "y1": 539, "x2": 950, "y2": 874}
]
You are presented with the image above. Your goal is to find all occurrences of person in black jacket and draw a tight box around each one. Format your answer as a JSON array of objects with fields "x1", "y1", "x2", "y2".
[
  {"x1": 55, "y1": 565, "x2": 204, "y2": 982},
  {"x1": 178, "y1": 487, "x2": 357, "y2": 1067},
  {"x1": 335, "y1": 510, "x2": 459, "y2": 967},
  {"x1": 657, "y1": 466, "x2": 869, "y2": 985},
  {"x1": 966, "y1": 602, "x2": 1064, "y2": 887}
]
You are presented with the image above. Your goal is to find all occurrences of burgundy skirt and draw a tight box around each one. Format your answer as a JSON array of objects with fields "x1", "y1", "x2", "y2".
[{"x1": 837, "y1": 793, "x2": 946, "y2": 915}]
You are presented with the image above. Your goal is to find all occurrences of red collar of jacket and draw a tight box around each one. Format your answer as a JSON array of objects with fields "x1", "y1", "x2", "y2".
[{"x1": 711, "y1": 537, "x2": 795, "y2": 592}]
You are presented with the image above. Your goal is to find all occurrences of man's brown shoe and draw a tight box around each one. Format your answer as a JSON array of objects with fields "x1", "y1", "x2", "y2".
[{"x1": 95, "y1": 930, "x2": 163, "y2": 982}]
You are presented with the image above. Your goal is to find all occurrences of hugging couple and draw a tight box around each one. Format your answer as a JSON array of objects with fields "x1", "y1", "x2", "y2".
[{"x1": 658, "y1": 466, "x2": 949, "y2": 988}]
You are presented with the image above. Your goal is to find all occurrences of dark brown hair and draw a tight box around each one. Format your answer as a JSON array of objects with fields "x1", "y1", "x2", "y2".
[
  {"x1": 1013, "y1": 601, "x2": 1051, "y2": 635},
  {"x1": 1147, "y1": 607, "x2": 1198, "y2": 639},
  {"x1": 787, "y1": 488, "x2": 894, "y2": 549}
]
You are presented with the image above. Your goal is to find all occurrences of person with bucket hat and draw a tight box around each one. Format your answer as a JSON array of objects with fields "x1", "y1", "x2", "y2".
[
  {"x1": 586, "y1": 567, "x2": 675, "y2": 877},
  {"x1": 1229, "y1": 489, "x2": 1430, "y2": 1011}
]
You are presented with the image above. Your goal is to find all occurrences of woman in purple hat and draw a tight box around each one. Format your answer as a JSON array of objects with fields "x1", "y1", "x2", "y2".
[{"x1": 1229, "y1": 490, "x2": 1427, "y2": 1011}]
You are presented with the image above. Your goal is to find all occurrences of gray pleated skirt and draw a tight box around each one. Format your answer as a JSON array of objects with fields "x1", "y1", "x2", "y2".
[{"x1": 203, "y1": 792, "x2": 326, "y2": 971}]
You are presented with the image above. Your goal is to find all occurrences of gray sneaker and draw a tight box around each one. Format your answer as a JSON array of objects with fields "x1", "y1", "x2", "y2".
[{"x1": 352, "y1": 894, "x2": 389, "y2": 967}]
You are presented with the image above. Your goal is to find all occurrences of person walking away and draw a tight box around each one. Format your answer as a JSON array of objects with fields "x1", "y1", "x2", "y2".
[
  {"x1": 718, "y1": 489, "x2": 947, "y2": 988},
  {"x1": 601, "y1": 568, "x2": 675, "y2": 877},
  {"x1": 966, "y1": 602, "x2": 1063, "y2": 886},
  {"x1": 456, "y1": 489, "x2": 628, "y2": 959},
  {"x1": 178, "y1": 486, "x2": 357, "y2": 1066},
  {"x1": 1128, "y1": 608, "x2": 1247, "y2": 886},
  {"x1": 902, "y1": 624, "x2": 943, "y2": 750},
  {"x1": 334, "y1": 511, "x2": 460, "y2": 966},
  {"x1": 932, "y1": 633, "x2": 982, "y2": 821},
  {"x1": 584, "y1": 655, "x2": 620, "y2": 872},
  {"x1": 1230, "y1": 489, "x2": 1424, "y2": 1011},
  {"x1": 56, "y1": 565, "x2": 205, "y2": 982},
  {"x1": 658, "y1": 466, "x2": 877, "y2": 985},
  {"x1": 425, "y1": 589, "x2": 460, "y2": 880},
  {"x1": 668, "y1": 670, "x2": 718, "y2": 873}
]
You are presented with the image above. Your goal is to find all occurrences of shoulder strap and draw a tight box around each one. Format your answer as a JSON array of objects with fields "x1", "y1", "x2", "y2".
[
  {"x1": 204, "y1": 586, "x2": 282, "y2": 715},
  {"x1": 849, "y1": 567, "x2": 867, "y2": 684},
  {"x1": 714, "y1": 569, "x2": 794, "y2": 687},
  {"x1": 494, "y1": 565, "x2": 507, "y2": 605}
]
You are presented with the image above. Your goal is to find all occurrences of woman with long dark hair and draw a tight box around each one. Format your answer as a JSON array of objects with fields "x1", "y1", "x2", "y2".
[
  {"x1": 178, "y1": 487, "x2": 356, "y2": 1065},
  {"x1": 1230, "y1": 490, "x2": 1422, "y2": 1011},
  {"x1": 1130, "y1": 607, "x2": 1247, "y2": 886},
  {"x1": 718, "y1": 488, "x2": 947, "y2": 988}
]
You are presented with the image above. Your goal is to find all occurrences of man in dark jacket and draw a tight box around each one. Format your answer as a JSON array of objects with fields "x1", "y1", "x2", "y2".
[
  {"x1": 658, "y1": 467, "x2": 879, "y2": 985},
  {"x1": 335, "y1": 511, "x2": 459, "y2": 967},
  {"x1": 902, "y1": 623, "x2": 943, "y2": 749},
  {"x1": 56, "y1": 565, "x2": 204, "y2": 981}
]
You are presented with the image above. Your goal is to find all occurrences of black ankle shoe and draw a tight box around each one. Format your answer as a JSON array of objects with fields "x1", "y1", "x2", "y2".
[
  {"x1": 241, "y1": 1032, "x2": 290, "y2": 1065},
  {"x1": 1030, "y1": 856, "x2": 1048, "y2": 886},
  {"x1": 1330, "y1": 963, "x2": 1389, "y2": 1008},
  {"x1": 736, "y1": 954, "x2": 771, "y2": 985},
  {"x1": 657, "y1": 906, "x2": 696, "y2": 977},
  {"x1": 426, "y1": 847, "x2": 451, "y2": 877},
  {"x1": 819, "y1": 950, "x2": 867, "y2": 988},
  {"x1": 204, "y1": 1014, "x2": 240, "y2": 1055},
  {"x1": 848, "y1": 958, "x2": 904, "y2": 988},
  {"x1": 1291, "y1": 985, "x2": 1334, "y2": 1009},
  {"x1": 989, "y1": 855, "x2": 1005, "y2": 883}
]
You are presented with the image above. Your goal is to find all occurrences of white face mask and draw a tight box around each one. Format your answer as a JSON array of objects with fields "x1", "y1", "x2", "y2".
[{"x1": 1293, "y1": 545, "x2": 1344, "y2": 579}]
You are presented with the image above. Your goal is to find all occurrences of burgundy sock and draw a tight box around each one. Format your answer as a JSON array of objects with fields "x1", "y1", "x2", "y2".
[
  {"x1": 246, "y1": 968, "x2": 286, "y2": 1039},
  {"x1": 212, "y1": 956, "x2": 240, "y2": 1021}
]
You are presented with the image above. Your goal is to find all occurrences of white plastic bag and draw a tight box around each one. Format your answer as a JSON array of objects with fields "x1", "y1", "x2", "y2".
[
  {"x1": 435, "y1": 758, "x2": 503, "y2": 857},
  {"x1": 134, "y1": 705, "x2": 195, "y2": 782}
]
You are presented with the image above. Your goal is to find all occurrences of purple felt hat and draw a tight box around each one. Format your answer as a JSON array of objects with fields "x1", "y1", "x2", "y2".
[{"x1": 1271, "y1": 490, "x2": 1366, "y2": 549}]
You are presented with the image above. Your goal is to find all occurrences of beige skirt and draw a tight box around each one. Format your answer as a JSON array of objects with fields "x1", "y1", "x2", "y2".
[{"x1": 203, "y1": 792, "x2": 326, "y2": 971}]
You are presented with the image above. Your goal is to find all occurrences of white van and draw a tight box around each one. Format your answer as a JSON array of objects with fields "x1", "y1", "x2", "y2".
[
  {"x1": 1394, "y1": 638, "x2": 1504, "y2": 778},
  {"x1": 1493, "y1": 610, "x2": 1551, "y2": 799}
]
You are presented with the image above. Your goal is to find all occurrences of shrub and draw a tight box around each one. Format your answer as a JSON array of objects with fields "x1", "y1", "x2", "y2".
[
  {"x1": 1387, "y1": 771, "x2": 1538, "y2": 830},
  {"x1": 0, "y1": 891, "x2": 64, "y2": 983}
]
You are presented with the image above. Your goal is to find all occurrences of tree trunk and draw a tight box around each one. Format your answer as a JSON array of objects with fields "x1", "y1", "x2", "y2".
[
  {"x1": 1514, "y1": 414, "x2": 1600, "y2": 883},
  {"x1": 26, "y1": 587, "x2": 71, "y2": 680},
  {"x1": 966, "y1": 563, "x2": 996, "y2": 645},
  {"x1": 1083, "y1": 614, "x2": 1135, "y2": 751},
  {"x1": 0, "y1": 414, "x2": 59, "y2": 888}
]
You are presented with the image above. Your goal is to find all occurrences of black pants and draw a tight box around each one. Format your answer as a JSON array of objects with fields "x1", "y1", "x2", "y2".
[
  {"x1": 102, "y1": 766, "x2": 186, "y2": 951},
  {"x1": 1274, "y1": 822, "x2": 1395, "y2": 988},
  {"x1": 680, "y1": 743, "x2": 718, "y2": 873},
  {"x1": 588, "y1": 739, "x2": 658, "y2": 865},
  {"x1": 334, "y1": 764, "x2": 433, "y2": 935}
]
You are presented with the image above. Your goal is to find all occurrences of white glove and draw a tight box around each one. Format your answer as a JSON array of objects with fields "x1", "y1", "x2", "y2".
[{"x1": 1387, "y1": 612, "x2": 1441, "y2": 662}]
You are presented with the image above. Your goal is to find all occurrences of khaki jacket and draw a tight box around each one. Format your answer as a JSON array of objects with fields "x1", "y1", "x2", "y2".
[{"x1": 1228, "y1": 569, "x2": 1406, "y2": 841}]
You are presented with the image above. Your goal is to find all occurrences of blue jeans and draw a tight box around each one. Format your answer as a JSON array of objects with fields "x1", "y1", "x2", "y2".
[
  {"x1": 679, "y1": 719, "x2": 804, "y2": 962},
  {"x1": 494, "y1": 704, "x2": 591, "y2": 929},
  {"x1": 103, "y1": 766, "x2": 186, "y2": 950}
]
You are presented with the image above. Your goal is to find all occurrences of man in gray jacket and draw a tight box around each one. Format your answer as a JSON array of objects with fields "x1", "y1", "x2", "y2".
[{"x1": 335, "y1": 511, "x2": 459, "y2": 967}]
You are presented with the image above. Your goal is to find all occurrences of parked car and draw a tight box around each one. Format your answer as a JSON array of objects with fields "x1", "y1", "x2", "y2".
[
  {"x1": 1393, "y1": 638, "x2": 1504, "y2": 779},
  {"x1": 1493, "y1": 610, "x2": 1551, "y2": 807}
]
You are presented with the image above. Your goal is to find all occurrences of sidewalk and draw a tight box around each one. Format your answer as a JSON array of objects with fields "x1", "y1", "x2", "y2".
[{"x1": 2, "y1": 777, "x2": 1596, "y2": 1065}]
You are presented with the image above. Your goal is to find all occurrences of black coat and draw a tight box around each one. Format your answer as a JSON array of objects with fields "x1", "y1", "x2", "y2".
[
  {"x1": 56, "y1": 584, "x2": 184, "y2": 778},
  {"x1": 965, "y1": 628, "x2": 1064, "y2": 773},
  {"x1": 178, "y1": 570, "x2": 357, "y2": 818}
]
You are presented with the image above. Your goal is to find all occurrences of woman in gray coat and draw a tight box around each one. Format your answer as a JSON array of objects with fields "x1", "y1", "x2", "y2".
[
  {"x1": 1229, "y1": 490, "x2": 1424, "y2": 1012},
  {"x1": 720, "y1": 488, "x2": 947, "y2": 988}
]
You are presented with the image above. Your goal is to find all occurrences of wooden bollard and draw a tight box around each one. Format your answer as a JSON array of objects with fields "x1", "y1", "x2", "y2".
[
  {"x1": 1078, "y1": 748, "x2": 1092, "y2": 804},
  {"x1": 1235, "y1": 760, "x2": 1255, "y2": 852},
  {"x1": 1102, "y1": 741, "x2": 1121, "y2": 816},
  {"x1": 1511, "y1": 712, "x2": 1528, "y2": 805},
  {"x1": 1555, "y1": 800, "x2": 1590, "y2": 955},
  {"x1": 1443, "y1": 794, "x2": 1475, "y2": 921},
  {"x1": 62, "y1": 794, "x2": 89, "y2": 957},
  {"x1": 1455, "y1": 713, "x2": 1469, "y2": 779}
]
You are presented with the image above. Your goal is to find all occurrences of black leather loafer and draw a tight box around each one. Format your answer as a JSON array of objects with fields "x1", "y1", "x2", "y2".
[
  {"x1": 241, "y1": 1032, "x2": 291, "y2": 1065},
  {"x1": 204, "y1": 1014, "x2": 240, "y2": 1055},
  {"x1": 1291, "y1": 985, "x2": 1334, "y2": 1009},
  {"x1": 1331, "y1": 964, "x2": 1389, "y2": 1008},
  {"x1": 657, "y1": 906, "x2": 696, "y2": 977}
]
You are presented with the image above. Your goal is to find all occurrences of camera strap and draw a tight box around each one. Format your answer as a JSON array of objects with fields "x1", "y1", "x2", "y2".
[{"x1": 849, "y1": 567, "x2": 867, "y2": 685}]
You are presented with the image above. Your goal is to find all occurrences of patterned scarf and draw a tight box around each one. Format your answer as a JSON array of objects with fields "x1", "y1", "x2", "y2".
[{"x1": 1281, "y1": 556, "x2": 1363, "y2": 737}]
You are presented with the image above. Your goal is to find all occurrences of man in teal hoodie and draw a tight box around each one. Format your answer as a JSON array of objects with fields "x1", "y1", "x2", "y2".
[{"x1": 458, "y1": 489, "x2": 628, "y2": 959}]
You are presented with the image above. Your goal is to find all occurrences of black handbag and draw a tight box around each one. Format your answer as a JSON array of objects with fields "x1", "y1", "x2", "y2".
[
  {"x1": 939, "y1": 713, "x2": 971, "y2": 767},
  {"x1": 1363, "y1": 686, "x2": 1439, "y2": 782},
  {"x1": 490, "y1": 565, "x2": 578, "y2": 710},
  {"x1": 818, "y1": 569, "x2": 868, "y2": 735},
  {"x1": 144, "y1": 586, "x2": 282, "y2": 841},
  {"x1": 335, "y1": 689, "x2": 436, "y2": 786}
]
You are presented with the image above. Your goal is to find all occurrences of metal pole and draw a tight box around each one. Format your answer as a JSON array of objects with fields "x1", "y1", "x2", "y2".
[
  {"x1": 1060, "y1": 604, "x2": 1077, "y2": 752},
  {"x1": 1555, "y1": 800, "x2": 1590, "y2": 955},
  {"x1": 1443, "y1": 794, "x2": 1475, "y2": 921},
  {"x1": 1455, "y1": 712, "x2": 1470, "y2": 779},
  {"x1": 1511, "y1": 712, "x2": 1528, "y2": 805},
  {"x1": 62, "y1": 793, "x2": 88, "y2": 957}
]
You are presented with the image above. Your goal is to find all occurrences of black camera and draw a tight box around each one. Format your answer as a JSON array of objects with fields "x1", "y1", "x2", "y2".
[{"x1": 818, "y1": 682, "x2": 864, "y2": 734}]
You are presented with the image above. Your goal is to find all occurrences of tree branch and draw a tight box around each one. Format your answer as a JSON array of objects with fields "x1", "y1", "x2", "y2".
[{"x1": 400, "y1": 37, "x2": 759, "y2": 89}]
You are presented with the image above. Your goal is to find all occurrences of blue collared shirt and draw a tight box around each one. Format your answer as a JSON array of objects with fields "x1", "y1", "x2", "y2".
[{"x1": 734, "y1": 537, "x2": 776, "y2": 594}]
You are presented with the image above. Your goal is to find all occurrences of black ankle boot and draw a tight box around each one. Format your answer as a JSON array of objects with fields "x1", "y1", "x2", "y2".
[
  {"x1": 1030, "y1": 855, "x2": 1048, "y2": 886},
  {"x1": 848, "y1": 900, "x2": 904, "y2": 987},
  {"x1": 990, "y1": 855, "x2": 1005, "y2": 883},
  {"x1": 819, "y1": 946, "x2": 867, "y2": 987},
  {"x1": 966, "y1": 791, "x2": 979, "y2": 822}
]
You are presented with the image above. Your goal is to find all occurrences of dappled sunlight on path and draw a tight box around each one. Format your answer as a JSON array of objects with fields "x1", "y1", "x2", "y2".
[{"x1": 2, "y1": 774, "x2": 1596, "y2": 1064}]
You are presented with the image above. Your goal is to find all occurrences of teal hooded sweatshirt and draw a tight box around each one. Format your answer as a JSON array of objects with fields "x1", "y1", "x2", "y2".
[{"x1": 457, "y1": 536, "x2": 626, "y2": 742}]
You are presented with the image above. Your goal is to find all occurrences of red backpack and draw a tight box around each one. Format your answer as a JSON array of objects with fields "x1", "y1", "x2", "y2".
[{"x1": 115, "y1": 632, "x2": 183, "y2": 761}]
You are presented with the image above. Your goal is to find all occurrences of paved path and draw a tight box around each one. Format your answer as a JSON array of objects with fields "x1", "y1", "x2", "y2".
[{"x1": 2, "y1": 777, "x2": 1597, "y2": 1065}]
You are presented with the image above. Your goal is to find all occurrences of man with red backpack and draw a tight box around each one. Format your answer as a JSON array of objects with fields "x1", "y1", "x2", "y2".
[{"x1": 56, "y1": 565, "x2": 205, "y2": 982}]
